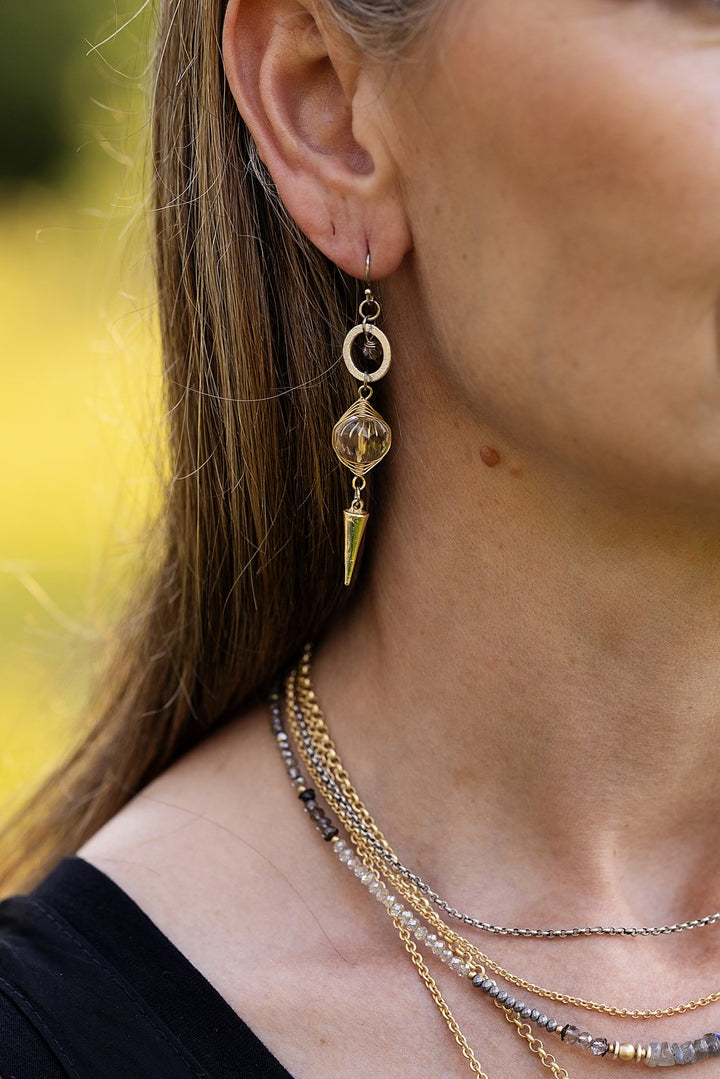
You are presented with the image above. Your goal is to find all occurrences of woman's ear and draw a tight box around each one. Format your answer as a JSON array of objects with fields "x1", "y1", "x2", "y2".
[{"x1": 222, "y1": 0, "x2": 412, "y2": 277}]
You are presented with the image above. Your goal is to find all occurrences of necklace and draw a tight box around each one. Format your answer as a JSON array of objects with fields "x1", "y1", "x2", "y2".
[
  {"x1": 271, "y1": 648, "x2": 720, "y2": 1076},
  {"x1": 286, "y1": 648, "x2": 719, "y2": 941}
]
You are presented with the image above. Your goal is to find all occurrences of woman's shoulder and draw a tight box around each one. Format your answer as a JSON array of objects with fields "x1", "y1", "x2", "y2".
[
  {"x1": 74, "y1": 700, "x2": 356, "y2": 1063},
  {"x1": 69, "y1": 701, "x2": 406, "y2": 1078},
  {"x1": 75, "y1": 702, "x2": 287, "y2": 996},
  {"x1": 0, "y1": 851, "x2": 292, "y2": 1079},
  {"x1": 0, "y1": 855, "x2": 212, "y2": 1078},
  {"x1": 0, "y1": 705, "x2": 299, "y2": 1079}
]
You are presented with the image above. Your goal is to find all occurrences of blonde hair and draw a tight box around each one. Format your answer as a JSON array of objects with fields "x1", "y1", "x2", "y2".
[{"x1": 0, "y1": 0, "x2": 437, "y2": 895}]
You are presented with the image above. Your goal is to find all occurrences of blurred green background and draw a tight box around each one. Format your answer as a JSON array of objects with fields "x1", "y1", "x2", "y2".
[{"x1": 0, "y1": 2, "x2": 160, "y2": 816}]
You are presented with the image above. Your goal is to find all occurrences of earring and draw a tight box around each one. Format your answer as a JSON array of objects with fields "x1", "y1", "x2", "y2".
[{"x1": 332, "y1": 251, "x2": 393, "y2": 586}]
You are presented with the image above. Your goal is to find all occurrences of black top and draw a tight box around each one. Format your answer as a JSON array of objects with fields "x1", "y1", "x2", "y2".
[{"x1": 0, "y1": 856, "x2": 294, "y2": 1078}]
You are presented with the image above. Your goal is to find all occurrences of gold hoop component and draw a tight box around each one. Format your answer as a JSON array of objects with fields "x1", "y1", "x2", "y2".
[
  {"x1": 358, "y1": 296, "x2": 382, "y2": 323},
  {"x1": 342, "y1": 323, "x2": 392, "y2": 383}
]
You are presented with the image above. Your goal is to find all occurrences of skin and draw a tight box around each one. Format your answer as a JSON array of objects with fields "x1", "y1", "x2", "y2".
[{"x1": 79, "y1": 1, "x2": 720, "y2": 1075}]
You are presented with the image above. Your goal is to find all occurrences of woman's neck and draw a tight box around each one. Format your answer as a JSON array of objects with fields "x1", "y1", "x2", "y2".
[{"x1": 313, "y1": 367, "x2": 720, "y2": 931}]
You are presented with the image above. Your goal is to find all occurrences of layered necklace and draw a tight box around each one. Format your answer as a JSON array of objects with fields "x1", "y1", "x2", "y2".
[{"x1": 270, "y1": 646, "x2": 720, "y2": 1076}]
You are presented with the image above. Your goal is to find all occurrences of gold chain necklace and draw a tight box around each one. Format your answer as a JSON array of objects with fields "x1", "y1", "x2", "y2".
[{"x1": 272, "y1": 649, "x2": 720, "y2": 1075}]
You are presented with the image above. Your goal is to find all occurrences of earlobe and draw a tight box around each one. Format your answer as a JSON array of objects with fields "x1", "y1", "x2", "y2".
[{"x1": 222, "y1": 0, "x2": 411, "y2": 278}]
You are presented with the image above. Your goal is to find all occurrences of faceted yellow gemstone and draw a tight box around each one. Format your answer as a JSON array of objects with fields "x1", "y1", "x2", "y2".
[{"x1": 332, "y1": 398, "x2": 392, "y2": 476}]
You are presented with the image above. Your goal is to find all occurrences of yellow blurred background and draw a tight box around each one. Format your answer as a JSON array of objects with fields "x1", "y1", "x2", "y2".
[{"x1": 0, "y1": 4, "x2": 159, "y2": 816}]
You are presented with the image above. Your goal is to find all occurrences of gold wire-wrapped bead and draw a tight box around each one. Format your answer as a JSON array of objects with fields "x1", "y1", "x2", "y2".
[{"x1": 332, "y1": 397, "x2": 392, "y2": 476}]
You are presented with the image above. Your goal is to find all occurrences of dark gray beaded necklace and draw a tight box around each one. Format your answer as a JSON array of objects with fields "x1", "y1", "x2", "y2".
[{"x1": 471, "y1": 976, "x2": 720, "y2": 1068}]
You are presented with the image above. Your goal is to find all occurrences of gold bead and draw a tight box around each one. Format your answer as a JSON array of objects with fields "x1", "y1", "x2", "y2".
[
  {"x1": 636, "y1": 1046, "x2": 647, "y2": 1062},
  {"x1": 617, "y1": 1044, "x2": 636, "y2": 1062}
]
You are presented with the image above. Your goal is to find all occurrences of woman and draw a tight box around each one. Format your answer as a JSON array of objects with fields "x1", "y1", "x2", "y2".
[{"x1": 2, "y1": 0, "x2": 720, "y2": 1075}]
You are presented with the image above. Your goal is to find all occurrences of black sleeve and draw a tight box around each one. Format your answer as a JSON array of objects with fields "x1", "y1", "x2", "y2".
[
  {"x1": 0, "y1": 987, "x2": 69, "y2": 1079},
  {"x1": 0, "y1": 860, "x2": 295, "y2": 1079}
]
